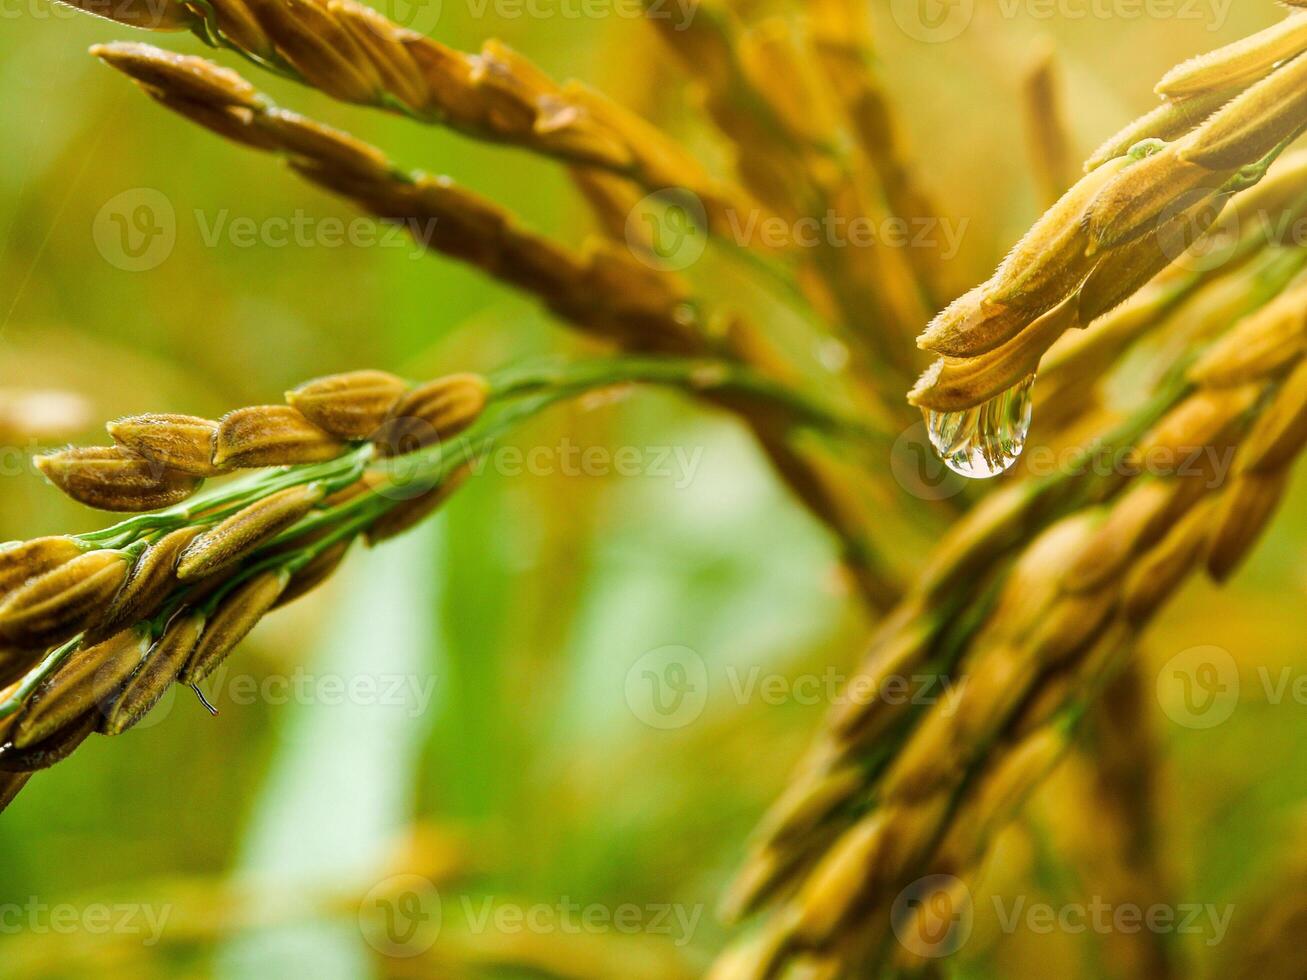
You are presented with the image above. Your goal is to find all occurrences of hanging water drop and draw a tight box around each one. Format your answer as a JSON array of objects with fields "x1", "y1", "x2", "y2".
[{"x1": 924, "y1": 375, "x2": 1035, "y2": 479}]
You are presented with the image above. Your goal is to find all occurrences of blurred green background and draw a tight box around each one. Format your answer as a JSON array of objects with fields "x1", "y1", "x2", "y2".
[{"x1": 1, "y1": 1, "x2": 1305, "y2": 977}]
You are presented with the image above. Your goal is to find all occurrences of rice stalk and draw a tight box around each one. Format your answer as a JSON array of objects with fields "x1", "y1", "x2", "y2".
[
  {"x1": 804, "y1": 0, "x2": 948, "y2": 305},
  {"x1": 1021, "y1": 40, "x2": 1076, "y2": 210},
  {"x1": 0, "y1": 355, "x2": 875, "y2": 813},
  {"x1": 913, "y1": 9, "x2": 1307, "y2": 412},
  {"x1": 54, "y1": 0, "x2": 761, "y2": 240},
  {"x1": 1216, "y1": 820, "x2": 1307, "y2": 980},
  {"x1": 88, "y1": 43, "x2": 912, "y2": 609},
  {"x1": 644, "y1": 0, "x2": 931, "y2": 378},
  {"x1": 22, "y1": 4, "x2": 1307, "y2": 975},
  {"x1": 715, "y1": 266, "x2": 1307, "y2": 974}
]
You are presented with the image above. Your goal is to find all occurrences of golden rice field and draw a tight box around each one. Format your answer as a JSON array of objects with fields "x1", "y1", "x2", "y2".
[{"x1": 1, "y1": 0, "x2": 1306, "y2": 977}]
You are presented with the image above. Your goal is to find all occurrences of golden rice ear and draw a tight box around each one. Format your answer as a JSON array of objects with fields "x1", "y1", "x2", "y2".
[
  {"x1": 0, "y1": 712, "x2": 97, "y2": 773},
  {"x1": 213, "y1": 406, "x2": 347, "y2": 469},
  {"x1": 979, "y1": 156, "x2": 1131, "y2": 305},
  {"x1": 56, "y1": 0, "x2": 194, "y2": 30},
  {"x1": 208, "y1": 0, "x2": 276, "y2": 61},
  {"x1": 90, "y1": 527, "x2": 205, "y2": 643},
  {"x1": 1085, "y1": 147, "x2": 1231, "y2": 253},
  {"x1": 0, "y1": 771, "x2": 30, "y2": 814},
  {"x1": 11, "y1": 630, "x2": 151, "y2": 749},
  {"x1": 372, "y1": 374, "x2": 491, "y2": 457},
  {"x1": 1122, "y1": 500, "x2": 1216, "y2": 624},
  {"x1": 107, "y1": 414, "x2": 222, "y2": 477},
  {"x1": 285, "y1": 370, "x2": 408, "y2": 440},
  {"x1": 1063, "y1": 481, "x2": 1185, "y2": 594},
  {"x1": 177, "y1": 483, "x2": 325, "y2": 581},
  {"x1": 908, "y1": 295, "x2": 1079, "y2": 412},
  {"x1": 1235, "y1": 357, "x2": 1307, "y2": 473},
  {"x1": 326, "y1": 0, "x2": 428, "y2": 111},
  {"x1": 36, "y1": 447, "x2": 204, "y2": 513},
  {"x1": 252, "y1": 109, "x2": 394, "y2": 181},
  {"x1": 1178, "y1": 50, "x2": 1307, "y2": 171},
  {"x1": 917, "y1": 283, "x2": 1017, "y2": 358},
  {"x1": 465, "y1": 40, "x2": 554, "y2": 139},
  {"x1": 1076, "y1": 187, "x2": 1227, "y2": 325},
  {"x1": 145, "y1": 94, "x2": 273, "y2": 152},
  {"x1": 789, "y1": 811, "x2": 894, "y2": 946},
  {"x1": 101, "y1": 613, "x2": 206, "y2": 737},
  {"x1": 1155, "y1": 12, "x2": 1307, "y2": 99},
  {"x1": 89, "y1": 42, "x2": 263, "y2": 109},
  {"x1": 0, "y1": 538, "x2": 87, "y2": 600},
  {"x1": 0, "y1": 551, "x2": 132, "y2": 649},
  {"x1": 180, "y1": 570, "x2": 290, "y2": 685},
  {"x1": 1188, "y1": 284, "x2": 1307, "y2": 387},
  {"x1": 273, "y1": 541, "x2": 353, "y2": 609},
  {"x1": 238, "y1": 0, "x2": 383, "y2": 104},
  {"x1": 1206, "y1": 469, "x2": 1291, "y2": 583},
  {"x1": 1134, "y1": 386, "x2": 1260, "y2": 461},
  {"x1": 1084, "y1": 88, "x2": 1234, "y2": 172},
  {"x1": 365, "y1": 465, "x2": 472, "y2": 545}
]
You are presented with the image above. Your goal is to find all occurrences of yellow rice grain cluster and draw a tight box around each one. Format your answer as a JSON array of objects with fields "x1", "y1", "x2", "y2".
[
  {"x1": 0, "y1": 368, "x2": 492, "y2": 803},
  {"x1": 714, "y1": 266, "x2": 1307, "y2": 974},
  {"x1": 912, "y1": 9, "x2": 1307, "y2": 414},
  {"x1": 60, "y1": 0, "x2": 753, "y2": 231},
  {"x1": 37, "y1": 364, "x2": 487, "y2": 512}
]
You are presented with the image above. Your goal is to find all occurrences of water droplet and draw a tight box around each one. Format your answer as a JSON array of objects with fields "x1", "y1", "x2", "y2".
[{"x1": 924, "y1": 375, "x2": 1035, "y2": 479}]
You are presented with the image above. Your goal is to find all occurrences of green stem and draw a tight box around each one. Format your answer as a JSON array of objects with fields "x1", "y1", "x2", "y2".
[
  {"x1": 78, "y1": 448, "x2": 373, "y2": 551},
  {"x1": 486, "y1": 356, "x2": 886, "y2": 448},
  {"x1": 0, "y1": 636, "x2": 82, "y2": 720}
]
